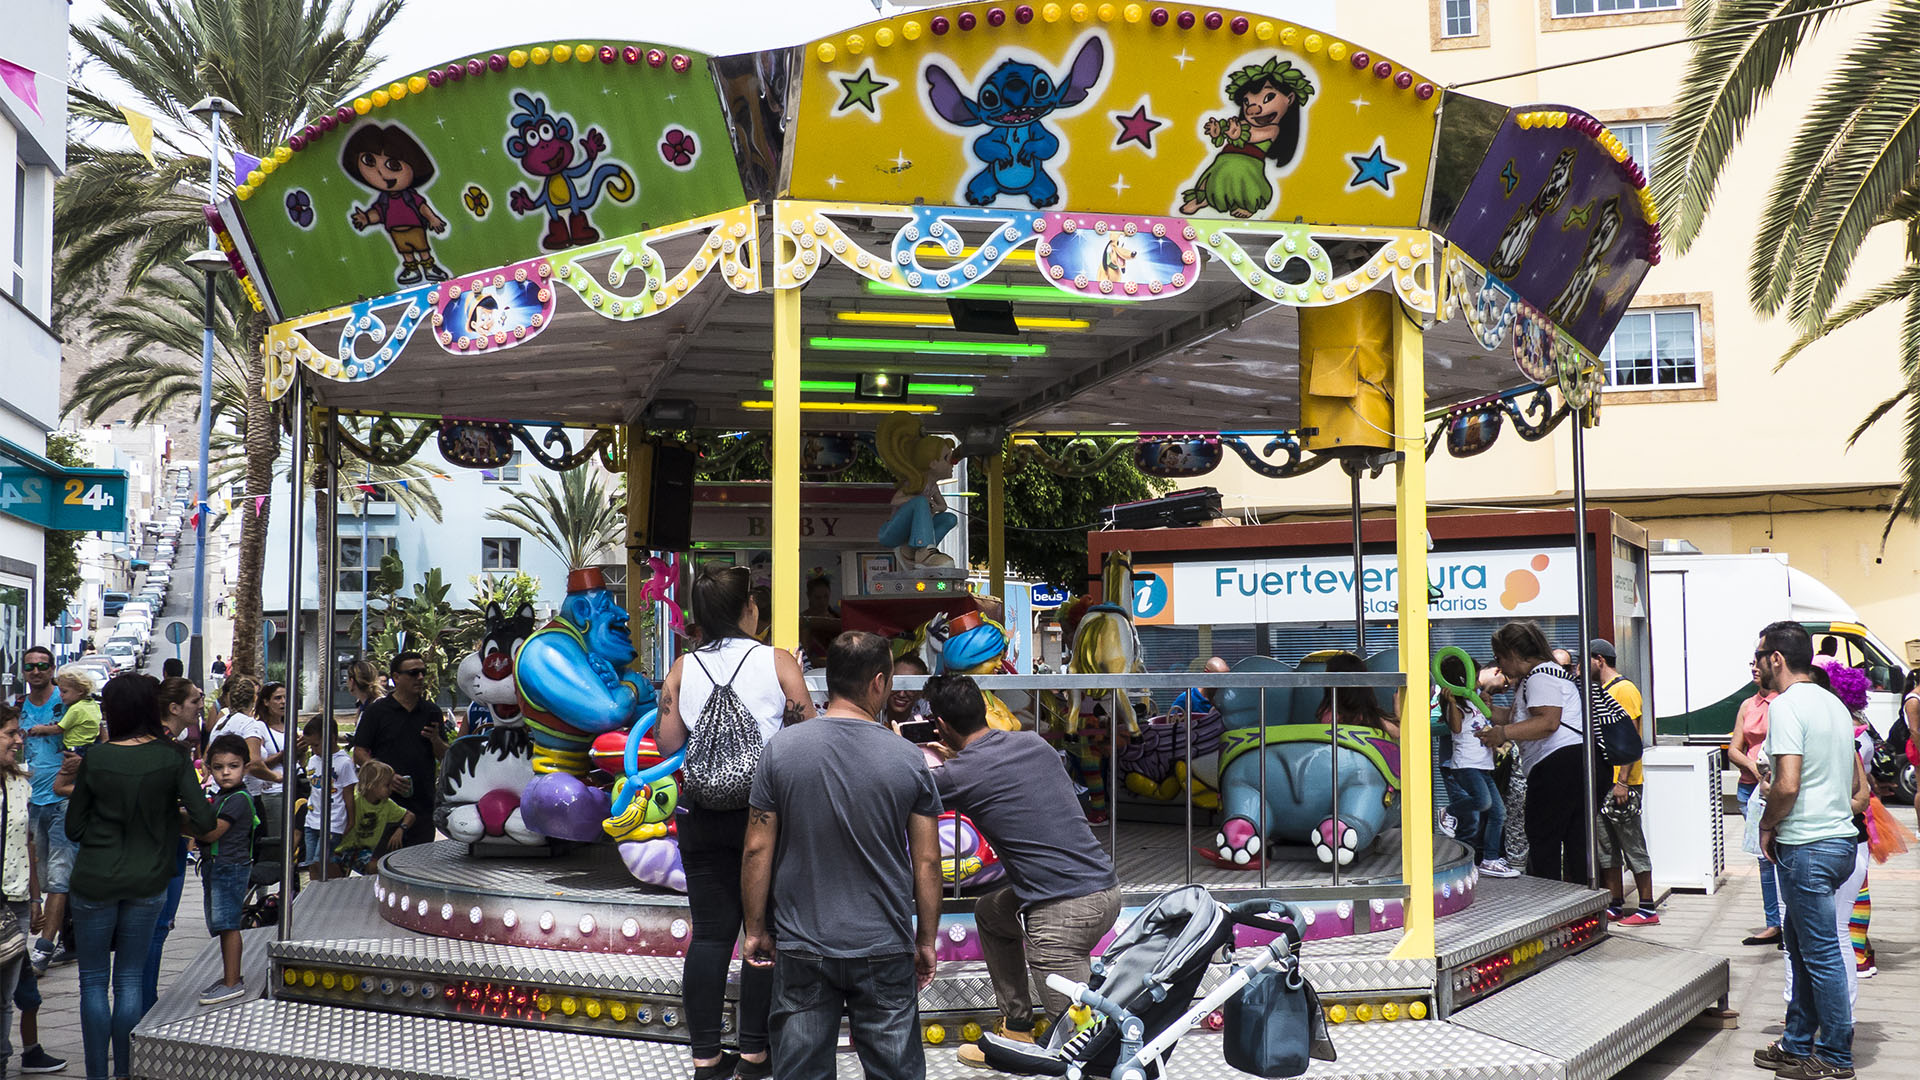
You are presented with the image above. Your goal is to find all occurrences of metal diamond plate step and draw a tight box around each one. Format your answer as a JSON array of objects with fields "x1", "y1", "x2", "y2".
[
  {"x1": 1302, "y1": 1021, "x2": 1563, "y2": 1080},
  {"x1": 1450, "y1": 936, "x2": 1729, "y2": 1080}
]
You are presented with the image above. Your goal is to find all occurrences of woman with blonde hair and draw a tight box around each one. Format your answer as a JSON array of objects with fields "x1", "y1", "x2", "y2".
[{"x1": 874, "y1": 414, "x2": 959, "y2": 570}]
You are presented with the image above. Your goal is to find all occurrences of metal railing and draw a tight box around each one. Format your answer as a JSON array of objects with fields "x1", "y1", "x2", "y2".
[{"x1": 802, "y1": 670, "x2": 1409, "y2": 907}]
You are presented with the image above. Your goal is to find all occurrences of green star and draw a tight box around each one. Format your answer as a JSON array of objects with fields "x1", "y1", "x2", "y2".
[{"x1": 837, "y1": 66, "x2": 890, "y2": 114}]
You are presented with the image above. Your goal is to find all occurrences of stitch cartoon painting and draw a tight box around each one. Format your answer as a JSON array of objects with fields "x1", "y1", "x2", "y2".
[
  {"x1": 342, "y1": 124, "x2": 450, "y2": 285},
  {"x1": 504, "y1": 93, "x2": 638, "y2": 251},
  {"x1": 924, "y1": 36, "x2": 1106, "y2": 208},
  {"x1": 1180, "y1": 57, "x2": 1316, "y2": 219}
]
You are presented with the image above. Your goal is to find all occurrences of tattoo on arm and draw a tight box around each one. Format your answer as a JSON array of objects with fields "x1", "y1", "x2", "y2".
[
  {"x1": 749, "y1": 807, "x2": 773, "y2": 826},
  {"x1": 783, "y1": 699, "x2": 807, "y2": 726}
]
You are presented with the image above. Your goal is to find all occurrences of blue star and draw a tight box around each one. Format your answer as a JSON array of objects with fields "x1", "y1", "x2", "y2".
[{"x1": 1348, "y1": 144, "x2": 1403, "y2": 192}]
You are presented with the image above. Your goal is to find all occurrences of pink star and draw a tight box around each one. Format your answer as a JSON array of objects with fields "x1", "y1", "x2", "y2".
[{"x1": 1113, "y1": 105, "x2": 1164, "y2": 150}]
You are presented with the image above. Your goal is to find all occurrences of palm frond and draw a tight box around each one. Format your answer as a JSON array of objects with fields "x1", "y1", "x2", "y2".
[
  {"x1": 483, "y1": 467, "x2": 626, "y2": 570},
  {"x1": 1775, "y1": 264, "x2": 1920, "y2": 370}
]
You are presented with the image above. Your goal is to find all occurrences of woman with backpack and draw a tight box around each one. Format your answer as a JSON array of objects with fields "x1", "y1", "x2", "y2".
[
  {"x1": 655, "y1": 564, "x2": 816, "y2": 1080},
  {"x1": 1474, "y1": 621, "x2": 1591, "y2": 884}
]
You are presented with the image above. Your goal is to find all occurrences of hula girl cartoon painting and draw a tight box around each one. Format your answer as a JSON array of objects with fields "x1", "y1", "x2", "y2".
[
  {"x1": 342, "y1": 124, "x2": 451, "y2": 285},
  {"x1": 1179, "y1": 57, "x2": 1317, "y2": 219}
]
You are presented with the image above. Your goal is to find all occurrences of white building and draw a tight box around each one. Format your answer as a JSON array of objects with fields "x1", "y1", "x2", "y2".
[{"x1": 0, "y1": 0, "x2": 67, "y2": 691}]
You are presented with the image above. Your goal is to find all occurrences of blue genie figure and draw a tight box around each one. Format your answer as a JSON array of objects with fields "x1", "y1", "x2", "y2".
[{"x1": 516, "y1": 567, "x2": 671, "y2": 843}]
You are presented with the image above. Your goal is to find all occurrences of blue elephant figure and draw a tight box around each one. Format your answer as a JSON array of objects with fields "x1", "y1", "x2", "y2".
[{"x1": 1208, "y1": 654, "x2": 1403, "y2": 867}]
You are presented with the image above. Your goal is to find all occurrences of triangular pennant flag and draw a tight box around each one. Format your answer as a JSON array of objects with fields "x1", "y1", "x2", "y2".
[
  {"x1": 396, "y1": 479, "x2": 409, "y2": 490},
  {"x1": 253, "y1": 495, "x2": 267, "y2": 516},
  {"x1": 220, "y1": 494, "x2": 231, "y2": 514},
  {"x1": 356, "y1": 483, "x2": 377, "y2": 495},
  {"x1": 433, "y1": 473, "x2": 451, "y2": 480},
  {"x1": 232, "y1": 150, "x2": 262, "y2": 181},
  {"x1": 188, "y1": 509, "x2": 200, "y2": 529},
  {"x1": 120, "y1": 106, "x2": 156, "y2": 167},
  {"x1": 0, "y1": 58, "x2": 39, "y2": 119}
]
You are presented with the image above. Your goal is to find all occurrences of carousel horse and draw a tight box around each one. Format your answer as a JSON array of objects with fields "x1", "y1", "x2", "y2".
[
  {"x1": 438, "y1": 601, "x2": 545, "y2": 847},
  {"x1": 1206, "y1": 654, "x2": 1402, "y2": 868},
  {"x1": 1067, "y1": 552, "x2": 1150, "y2": 737}
]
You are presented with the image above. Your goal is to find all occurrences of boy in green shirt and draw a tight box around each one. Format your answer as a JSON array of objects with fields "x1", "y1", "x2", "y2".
[
  {"x1": 333, "y1": 759, "x2": 414, "y2": 875},
  {"x1": 53, "y1": 669, "x2": 101, "y2": 747}
]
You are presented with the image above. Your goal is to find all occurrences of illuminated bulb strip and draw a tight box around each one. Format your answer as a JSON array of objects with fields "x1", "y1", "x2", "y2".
[
  {"x1": 739, "y1": 401, "x2": 937, "y2": 414},
  {"x1": 911, "y1": 243, "x2": 1038, "y2": 267},
  {"x1": 809, "y1": 336, "x2": 1045, "y2": 357},
  {"x1": 758, "y1": 379, "x2": 975, "y2": 396},
  {"x1": 835, "y1": 311, "x2": 1089, "y2": 331}
]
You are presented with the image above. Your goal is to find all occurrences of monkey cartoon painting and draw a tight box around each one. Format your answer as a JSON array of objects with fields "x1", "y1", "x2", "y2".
[
  {"x1": 504, "y1": 93, "x2": 637, "y2": 250},
  {"x1": 1491, "y1": 148, "x2": 1577, "y2": 280},
  {"x1": 342, "y1": 124, "x2": 450, "y2": 285}
]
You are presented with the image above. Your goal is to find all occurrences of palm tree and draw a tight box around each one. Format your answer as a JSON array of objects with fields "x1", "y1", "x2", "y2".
[
  {"x1": 484, "y1": 466, "x2": 627, "y2": 571},
  {"x1": 59, "y1": 0, "x2": 402, "y2": 677},
  {"x1": 1653, "y1": 0, "x2": 1920, "y2": 518}
]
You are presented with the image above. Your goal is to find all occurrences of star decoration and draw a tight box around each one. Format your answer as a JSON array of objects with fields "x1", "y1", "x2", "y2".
[
  {"x1": 1173, "y1": 49, "x2": 1194, "y2": 69},
  {"x1": 1500, "y1": 159, "x2": 1519, "y2": 196},
  {"x1": 1113, "y1": 105, "x2": 1164, "y2": 150},
  {"x1": 1347, "y1": 143, "x2": 1403, "y2": 192},
  {"x1": 825, "y1": 174, "x2": 843, "y2": 189},
  {"x1": 1111, "y1": 174, "x2": 1131, "y2": 197},
  {"x1": 837, "y1": 66, "x2": 891, "y2": 114},
  {"x1": 1563, "y1": 199, "x2": 1595, "y2": 228},
  {"x1": 1349, "y1": 96, "x2": 1369, "y2": 112}
]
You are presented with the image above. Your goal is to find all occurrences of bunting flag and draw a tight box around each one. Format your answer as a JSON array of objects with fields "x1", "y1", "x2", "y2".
[
  {"x1": 220, "y1": 494, "x2": 232, "y2": 514},
  {"x1": 0, "y1": 58, "x2": 39, "y2": 119},
  {"x1": 431, "y1": 473, "x2": 451, "y2": 480},
  {"x1": 396, "y1": 479, "x2": 409, "y2": 491},
  {"x1": 232, "y1": 149, "x2": 262, "y2": 181},
  {"x1": 252, "y1": 494, "x2": 267, "y2": 516},
  {"x1": 188, "y1": 508, "x2": 201, "y2": 529},
  {"x1": 120, "y1": 105, "x2": 157, "y2": 166},
  {"x1": 356, "y1": 483, "x2": 377, "y2": 495}
]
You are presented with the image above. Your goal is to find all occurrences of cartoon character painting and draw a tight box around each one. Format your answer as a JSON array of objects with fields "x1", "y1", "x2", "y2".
[
  {"x1": 925, "y1": 36, "x2": 1106, "y2": 208},
  {"x1": 1547, "y1": 196, "x2": 1622, "y2": 324},
  {"x1": 342, "y1": 124, "x2": 451, "y2": 285},
  {"x1": 505, "y1": 93, "x2": 638, "y2": 251},
  {"x1": 1180, "y1": 57, "x2": 1316, "y2": 219},
  {"x1": 1099, "y1": 236, "x2": 1135, "y2": 285},
  {"x1": 1491, "y1": 147, "x2": 1577, "y2": 280}
]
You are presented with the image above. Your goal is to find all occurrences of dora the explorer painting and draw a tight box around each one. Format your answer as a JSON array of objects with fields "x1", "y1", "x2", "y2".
[{"x1": 342, "y1": 123, "x2": 451, "y2": 285}]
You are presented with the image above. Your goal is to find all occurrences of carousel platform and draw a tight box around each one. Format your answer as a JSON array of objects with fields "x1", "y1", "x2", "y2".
[{"x1": 131, "y1": 839, "x2": 1727, "y2": 1080}]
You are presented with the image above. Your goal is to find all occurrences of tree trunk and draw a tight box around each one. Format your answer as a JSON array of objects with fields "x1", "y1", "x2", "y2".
[
  {"x1": 311, "y1": 435, "x2": 335, "y2": 713},
  {"x1": 231, "y1": 327, "x2": 275, "y2": 677}
]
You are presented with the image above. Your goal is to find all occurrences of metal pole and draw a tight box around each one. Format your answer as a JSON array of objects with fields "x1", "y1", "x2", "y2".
[
  {"x1": 360, "y1": 463, "x2": 371, "y2": 658},
  {"x1": 1183, "y1": 696, "x2": 1193, "y2": 885},
  {"x1": 277, "y1": 383, "x2": 309, "y2": 940},
  {"x1": 316, "y1": 414, "x2": 339, "y2": 884},
  {"x1": 187, "y1": 107, "x2": 224, "y2": 684},
  {"x1": 1258, "y1": 687, "x2": 1267, "y2": 890},
  {"x1": 1330, "y1": 687, "x2": 1341, "y2": 887},
  {"x1": 1571, "y1": 407, "x2": 1598, "y2": 889},
  {"x1": 1351, "y1": 466, "x2": 1366, "y2": 656}
]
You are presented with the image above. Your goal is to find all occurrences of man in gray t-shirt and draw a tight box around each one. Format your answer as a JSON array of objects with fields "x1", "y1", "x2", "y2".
[
  {"x1": 925, "y1": 674, "x2": 1121, "y2": 1068},
  {"x1": 743, "y1": 632, "x2": 942, "y2": 1080}
]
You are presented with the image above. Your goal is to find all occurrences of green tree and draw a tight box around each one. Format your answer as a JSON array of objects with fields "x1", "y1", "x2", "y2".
[
  {"x1": 970, "y1": 445, "x2": 1169, "y2": 590},
  {"x1": 353, "y1": 550, "x2": 460, "y2": 703},
  {"x1": 59, "y1": 0, "x2": 403, "y2": 677},
  {"x1": 40, "y1": 434, "x2": 88, "y2": 624},
  {"x1": 1654, "y1": 1, "x2": 1920, "y2": 518},
  {"x1": 452, "y1": 570, "x2": 543, "y2": 645},
  {"x1": 483, "y1": 465, "x2": 626, "y2": 571}
]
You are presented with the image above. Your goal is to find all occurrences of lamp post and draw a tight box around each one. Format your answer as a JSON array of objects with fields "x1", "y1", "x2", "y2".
[{"x1": 185, "y1": 95, "x2": 240, "y2": 684}]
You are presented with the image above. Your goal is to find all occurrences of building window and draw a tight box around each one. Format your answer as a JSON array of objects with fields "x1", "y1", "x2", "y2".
[
  {"x1": 337, "y1": 535, "x2": 393, "y2": 594},
  {"x1": 1442, "y1": 0, "x2": 1476, "y2": 37},
  {"x1": 1553, "y1": 0, "x2": 1677, "y2": 13},
  {"x1": 1600, "y1": 308, "x2": 1701, "y2": 390},
  {"x1": 1613, "y1": 121, "x2": 1665, "y2": 181},
  {"x1": 481, "y1": 452, "x2": 522, "y2": 485},
  {"x1": 481, "y1": 537, "x2": 521, "y2": 571},
  {"x1": 10, "y1": 162, "x2": 26, "y2": 303}
]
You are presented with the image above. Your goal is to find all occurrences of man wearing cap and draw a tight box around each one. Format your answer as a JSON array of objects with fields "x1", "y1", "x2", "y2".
[{"x1": 1588, "y1": 639, "x2": 1657, "y2": 925}]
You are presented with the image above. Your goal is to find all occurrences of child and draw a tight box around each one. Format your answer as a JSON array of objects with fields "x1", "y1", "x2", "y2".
[
  {"x1": 1437, "y1": 654, "x2": 1518, "y2": 878},
  {"x1": 193, "y1": 733, "x2": 254, "y2": 1005},
  {"x1": 333, "y1": 760, "x2": 414, "y2": 875},
  {"x1": 297, "y1": 715, "x2": 358, "y2": 879}
]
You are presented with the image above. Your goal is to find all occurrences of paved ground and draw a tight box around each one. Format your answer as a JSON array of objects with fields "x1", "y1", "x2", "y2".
[{"x1": 23, "y1": 816, "x2": 1920, "y2": 1076}]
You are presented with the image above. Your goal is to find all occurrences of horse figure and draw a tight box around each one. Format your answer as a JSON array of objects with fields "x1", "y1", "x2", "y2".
[{"x1": 1068, "y1": 552, "x2": 1149, "y2": 736}]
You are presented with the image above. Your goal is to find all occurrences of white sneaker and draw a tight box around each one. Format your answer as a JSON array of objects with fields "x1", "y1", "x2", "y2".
[
  {"x1": 1438, "y1": 812, "x2": 1458, "y2": 838},
  {"x1": 1479, "y1": 858, "x2": 1521, "y2": 878}
]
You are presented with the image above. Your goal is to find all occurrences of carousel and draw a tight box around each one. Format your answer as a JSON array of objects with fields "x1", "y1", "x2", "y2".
[{"x1": 134, "y1": 5, "x2": 1727, "y2": 1079}]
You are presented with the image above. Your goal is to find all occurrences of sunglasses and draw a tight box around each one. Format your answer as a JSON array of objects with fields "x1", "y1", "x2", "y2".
[
  {"x1": 398, "y1": 668, "x2": 428, "y2": 678},
  {"x1": 22, "y1": 662, "x2": 51, "y2": 672}
]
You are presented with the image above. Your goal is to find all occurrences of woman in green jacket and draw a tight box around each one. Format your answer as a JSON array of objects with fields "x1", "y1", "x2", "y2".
[{"x1": 62, "y1": 674, "x2": 215, "y2": 1080}]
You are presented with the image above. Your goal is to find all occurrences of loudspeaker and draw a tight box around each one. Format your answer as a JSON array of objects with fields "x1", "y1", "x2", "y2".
[{"x1": 646, "y1": 442, "x2": 696, "y2": 551}]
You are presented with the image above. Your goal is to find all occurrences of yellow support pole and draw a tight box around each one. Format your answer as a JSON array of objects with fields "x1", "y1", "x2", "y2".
[
  {"x1": 1389, "y1": 298, "x2": 1435, "y2": 961},
  {"x1": 771, "y1": 275, "x2": 802, "y2": 654},
  {"x1": 987, "y1": 451, "x2": 1006, "y2": 605}
]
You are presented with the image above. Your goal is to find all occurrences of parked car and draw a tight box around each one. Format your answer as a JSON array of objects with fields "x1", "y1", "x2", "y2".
[
  {"x1": 75, "y1": 657, "x2": 116, "y2": 686},
  {"x1": 102, "y1": 591, "x2": 130, "y2": 616},
  {"x1": 100, "y1": 642, "x2": 138, "y2": 672}
]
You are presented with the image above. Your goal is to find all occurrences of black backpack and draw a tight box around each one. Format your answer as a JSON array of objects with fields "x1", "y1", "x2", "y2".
[
  {"x1": 1591, "y1": 677, "x2": 1645, "y2": 766},
  {"x1": 681, "y1": 647, "x2": 764, "y2": 811}
]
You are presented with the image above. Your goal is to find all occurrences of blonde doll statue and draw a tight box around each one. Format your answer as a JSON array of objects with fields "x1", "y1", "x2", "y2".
[{"x1": 875, "y1": 414, "x2": 959, "y2": 570}]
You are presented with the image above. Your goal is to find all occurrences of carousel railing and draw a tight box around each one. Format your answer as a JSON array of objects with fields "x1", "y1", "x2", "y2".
[{"x1": 803, "y1": 670, "x2": 1410, "y2": 910}]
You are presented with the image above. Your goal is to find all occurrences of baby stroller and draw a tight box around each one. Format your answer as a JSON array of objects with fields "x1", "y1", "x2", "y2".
[{"x1": 979, "y1": 886, "x2": 1335, "y2": 1080}]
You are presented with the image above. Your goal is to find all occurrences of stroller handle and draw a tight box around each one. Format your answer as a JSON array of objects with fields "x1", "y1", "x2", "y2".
[{"x1": 1226, "y1": 898, "x2": 1304, "y2": 946}]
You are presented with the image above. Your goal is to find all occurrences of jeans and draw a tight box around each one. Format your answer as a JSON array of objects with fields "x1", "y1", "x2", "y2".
[
  {"x1": 1522, "y1": 747, "x2": 1590, "y2": 883},
  {"x1": 0, "y1": 900, "x2": 28, "y2": 1063},
  {"x1": 1739, "y1": 782, "x2": 1782, "y2": 928},
  {"x1": 1775, "y1": 836, "x2": 1857, "y2": 1067},
  {"x1": 974, "y1": 886, "x2": 1121, "y2": 1029},
  {"x1": 1443, "y1": 767, "x2": 1506, "y2": 863},
  {"x1": 1782, "y1": 840, "x2": 1866, "y2": 1009},
  {"x1": 27, "y1": 801, "x2": 76, "y2": 893},
  {"x1": 772, "y1": 951, "x2": 922, "y2": 1080},
  {"x1": 74, "y1": 891, "x2": 166, "y2": 1080},
  {"x1": 143, "y1": 840, "x2": 189, "y2": 1014},
  {"x1": 677, "y1": 806, "x2": 772, "y2": 1058}
]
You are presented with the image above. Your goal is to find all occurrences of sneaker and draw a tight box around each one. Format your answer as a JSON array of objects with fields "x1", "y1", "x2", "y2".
[
  {"x1": 198, "y1": 979, "x2": 248, "y2": 1006},
  {"x1": 1438, "y1": 812, "x2": 1458, "y2": 837},
  {"x1": 1478, "y1": 858, "x2": 1521, "y2": 878},
  {"x1": 1619, "y1": 910, "x2": 1661, "y2": 926},
  {"x1": 1856, "y1": 961, "x2": 1876, "y2": 978},
  {"x1": 731, "y1": 1057, "x2": 771, "y2": 1080},
  {"x1": 47, "y1": 946, "x2": 77, "y2": 967},
  {"x1": 19, "y1": 1044, "x2": 66, "y2": 1073},
  {"x1": 1775, "y1": 1055, "x2": 1854, "y2": 1080},
  {"x1": 1606, "y1": 904, "x2": 1624, "y2": 922},
  {"x1": 958, "y1": 1024, "x2": 1034, "y2": 1070},
  {"x1": 1754, "y1": 1042, "x2": 1804, "y2": 1071},
  {"x1": 27, "y1": 938, "x2": 54, "y2": 976}
]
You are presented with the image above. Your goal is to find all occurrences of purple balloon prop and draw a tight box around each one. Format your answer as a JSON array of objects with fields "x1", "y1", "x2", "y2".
[
  {"x1": 619, "y1": 837, "x2": 686, "y2": 892},
  {"x1": 520, "y1": 772, "x2": 611, "y2": 843}
]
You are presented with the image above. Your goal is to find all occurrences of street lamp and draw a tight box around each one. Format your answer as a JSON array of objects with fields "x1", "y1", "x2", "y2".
[{"x1": 187, "y1": 95, "x2": 240, "y2": 685}]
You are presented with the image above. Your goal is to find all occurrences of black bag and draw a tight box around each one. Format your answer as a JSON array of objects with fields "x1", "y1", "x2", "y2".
[
  {"x1": 681, "y1": 647, "x2": 764, "y2": 811},
  {"x1": 1591, "y1": 678, "x2": 1644, "y2": 766},
  {"x1": 1224, "y1": 960, "x2": 1333, "y2": 1077}
]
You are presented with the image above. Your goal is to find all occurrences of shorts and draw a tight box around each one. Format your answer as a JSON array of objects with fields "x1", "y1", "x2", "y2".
[
  {"x1": 12, "y1": 954, "x2": 39, "y2": 1012},
  {"x1": 389, "y1": 226, "x2": 430, "y2": 255},
  {"x1": 336, "y1": 847, "x2": 380, "y2": 874},
  {"x1": 1596, "y1": 785, "x2": 1652, "y2": 874},
  {"x1": 28, "y1": 801, "x2": 77, "y2": 894},
  {"x1": 303, "y1": 827, "x2": 343, "y2": 865},
  {"x1": 202, "y1": 860, "x2": 252, "y2": 934}
]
